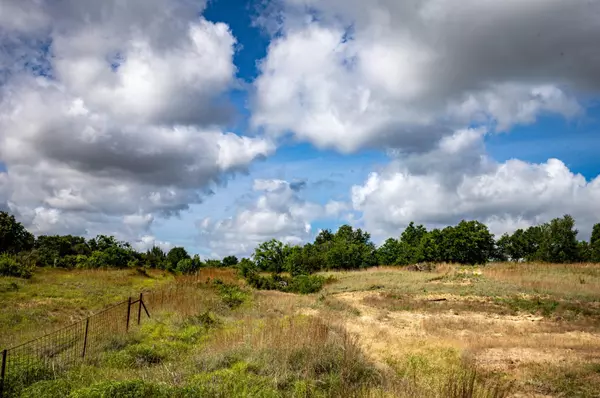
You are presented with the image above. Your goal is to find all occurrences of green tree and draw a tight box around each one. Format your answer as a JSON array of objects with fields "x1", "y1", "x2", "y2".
[
  {"x1": 323, "y1": 225, "x2": 376, "y2": 269},
  {"x1": 314, "y1": 229, "x2": 334, "y2": 245},
  {"x1": 176, "y1": 258, "x2": 201, "y2": 274},
  {"x1": 222, "y1": 255, "x2": 239, "y2": 267},
  {"x1": 0, "y1": 211, "x2": 34, "y2": 254},
  {"x1": 144, "y1": 246, "x2": 167, "y2": 269},
  {"x1": 538, "y1": 215, "x2": 580, "y2": 263},
  {"x1": 522, "y1": 225, "x2": 544, "y2": 261},
  {"x1": 34, "y1": 235, "x2": 90, "y2": 267},
  {"x1": 591, "y1": 223, "x2": 600, "y2": 262},
  {"x1": 166, "y1": 247, "x2": 190, "y2": 271},
  {"x1": 204, "y1": 259, "x2": 223, "y2": 267},
  {"x1": 401, "y1": 222, "x2": 428, "y2": 247},
  {"x1": 82, "y1": 251, "x2": 112, "y2": 269},
  {"x1": 439, "y1": 221, "x2": 495, "y2": 264},
  {"x1": 578, "y1": 241, "x2": 592, "y2": 262},
  {"x1": 376, "y1": 238, "x2": 400, "y2": 265},
  {"x1": 416, "y1": 229, "x2": 444, "y2": 263},
  {"x1": 253, "y1": 239, "x2": 289, "y2": 273},
  {"x1": 238, "y1": 257, "x2": 258, "y2": 278},
  {"x1": 284, "y1": 244, "x2": 322, "y2": 276},
  {"x1": 495, "y1": 229, "x2": 540, "y2": 262},
  {"x1": 394, "y1": 222, "x2": 429, "y2": 265},
  {"x1": 494, "y1": 233, "x2": 511, "y2": 261}
]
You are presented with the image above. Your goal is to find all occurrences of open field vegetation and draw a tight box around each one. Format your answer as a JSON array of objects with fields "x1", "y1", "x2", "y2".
[
  {"x1": 1, "y1": 264, "x2": 599, "y2": 397},
  {"x1": 2, "y1": 211, "x2": 600, "y2": 396}
]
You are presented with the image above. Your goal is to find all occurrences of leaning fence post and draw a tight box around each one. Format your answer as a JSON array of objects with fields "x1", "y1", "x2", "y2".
[
  {"x1": 126, "y1": 297, "x2": 132, "y2": 332},
  {"x1": 137, "y1": 293, "x2": 143, "y2": 325},
  {"x1": 1, "y1": 348, "x2": 7, "y2": 398},
  {"x1": 82, "y1": 318, "x2": 90, "y2": 358}
]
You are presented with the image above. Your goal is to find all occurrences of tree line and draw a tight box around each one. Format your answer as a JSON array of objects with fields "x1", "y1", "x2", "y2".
[
  {"x1": 0, "y1": 211, "x2": 240, "y2": 277},
  {"x1": 1, "y1": 210, "x2": 600, "y2": 279}
]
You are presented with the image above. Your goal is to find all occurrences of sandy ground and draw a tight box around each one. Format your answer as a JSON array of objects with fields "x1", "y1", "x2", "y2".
[{"x1": 300, "y1": 290, "x2": 600, "y2": 394}]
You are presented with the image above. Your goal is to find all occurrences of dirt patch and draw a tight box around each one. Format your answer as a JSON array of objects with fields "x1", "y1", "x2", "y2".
[
  {"x1": 320, "y1": 291, "x2": 600, "y2": 371},
  {"x1": 475, "y1": 347, "x2": 572, "y2": 372}
]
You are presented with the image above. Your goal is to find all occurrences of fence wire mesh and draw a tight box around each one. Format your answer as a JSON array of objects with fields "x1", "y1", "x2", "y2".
[
  {"x1": 0, "y1": 273, "x2": 220, "y2": 397},
  {"x1": 0, "y1": 297, "x2": 144, "y2": 397}
]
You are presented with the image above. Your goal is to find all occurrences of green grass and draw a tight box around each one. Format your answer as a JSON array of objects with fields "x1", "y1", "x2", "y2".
[
  {"x1": 0, "y1": 268, "x2": 173, "y2": 348},
  {"x1": 3, "y1": 263, "x2": 600, "y2": 397}
]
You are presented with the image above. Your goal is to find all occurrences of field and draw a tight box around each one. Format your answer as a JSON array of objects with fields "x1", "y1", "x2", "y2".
[{"x1": 1, "y1": 263, "x2": 599, "y2": 397}]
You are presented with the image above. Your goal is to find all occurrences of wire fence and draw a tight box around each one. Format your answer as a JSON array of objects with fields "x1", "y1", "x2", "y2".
[{"x1": 0, "y1": 292, "x2": 153, "y2": 397}]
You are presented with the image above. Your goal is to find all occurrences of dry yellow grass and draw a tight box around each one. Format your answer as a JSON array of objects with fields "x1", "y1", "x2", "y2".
[
  {"x1": 482, "y1": 262, "x2": 600, "y2": 298},
  {"x1": 309, "y1": 264, "x2": 600, "y2": 397},
  {"x1": 3, "y1": 263, "x2": 599, "y2": 397}
]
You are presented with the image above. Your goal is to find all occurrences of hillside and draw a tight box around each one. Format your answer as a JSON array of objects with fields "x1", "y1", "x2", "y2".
[{"x1": 1, "y1": 263, "x2": 599, "y2": 397}]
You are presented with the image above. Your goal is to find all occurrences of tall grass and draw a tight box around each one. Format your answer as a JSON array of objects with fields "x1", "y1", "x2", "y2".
[{"x1": 482, "y1": 262, "x2": 600, "y2": 299}]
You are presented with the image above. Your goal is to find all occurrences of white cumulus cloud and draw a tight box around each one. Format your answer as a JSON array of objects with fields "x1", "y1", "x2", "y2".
[
  {"x1": 0, "y1": 0, "x2": 274, "y2": 242},
  {"x1": 352, "y1": 129, "x2": 600, "y2": 239},
  {"x1": 197, "y1": 178, "x2": 346, "y2": 257},
  {"x1": 253, "y1": 0, "x2": 596, "y2": 152}
]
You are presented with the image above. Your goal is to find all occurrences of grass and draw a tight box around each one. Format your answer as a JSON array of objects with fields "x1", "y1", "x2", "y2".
[
  {"x1": 0, "y1": 268, "x2": 174, "y2": 348},
  {"x1": 2, "y1": 263, "x2": 600, "y2": 397}
]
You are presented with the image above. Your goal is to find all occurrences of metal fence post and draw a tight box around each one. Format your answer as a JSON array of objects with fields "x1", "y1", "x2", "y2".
[
  {"x1": 137, "y1": 293, "x2": 143, "y2": 325},
  {"x1": 1, "y1": 348, "x2": 7, "y2": 398},
  {"x1": 82, "y1": 318, "x2": 90, "y2": 358},
  {"x1": 126, "y1": 297, "x2": 132, "y2": 332}
]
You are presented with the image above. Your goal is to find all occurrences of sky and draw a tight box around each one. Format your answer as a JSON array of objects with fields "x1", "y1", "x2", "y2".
[{"x1": 0, "y1": 0, "x2": 599, "y2": 258}]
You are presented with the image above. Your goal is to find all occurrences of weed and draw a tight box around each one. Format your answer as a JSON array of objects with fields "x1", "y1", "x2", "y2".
[
  {"x1": 20, "y1": 379, "x2": 72, "y2": 398},
  {"x1": 186, "y1": 310, "x2": 220, "y2": 329},
  {"x1": 0, "y1": 280, "x2": 19, "y2": 292},
  {"x1": 69, "y1": 380, "x2": 173, "y2": 398},
  {"x1": 214, "y1": 280, "x2": 249, "y2": 308},
  {"x1": 2, "y1": 358, "x2": 56, "y2": 397}
]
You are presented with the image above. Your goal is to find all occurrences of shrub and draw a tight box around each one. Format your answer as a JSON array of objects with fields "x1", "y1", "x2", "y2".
[
  {"x1": 0, "y1": 253, "x2": 33, "y2": 278},
  {"x1": 186, "y1": 310, "x2": 220, "y2": 329},
  {"x1": 245, "y1": 273, "x2": 326, "y2": 294},
  {"x1": 214, "y1": 280, "x2": 248, "y2": 308},
  {"x1": 222, "y1": 255, "x2": 239, "y2": 267},
  {"x1": 238, "y1": 258, "x2": 258, "y2": 278},
  {"x1": 176, "y1": 258, "x2": 198, "y2": 274},
  {"x1": 204, "y1": 259, "x2": 223, "y2": 268},
  {"x1": 286, "y1": 275, "x2": 326, "y2": 294}
]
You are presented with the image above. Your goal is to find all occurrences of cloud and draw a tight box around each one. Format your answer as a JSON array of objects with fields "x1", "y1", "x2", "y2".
[
  {"x1": 351, "y1": 128, "x2": 600, "y2": 240},
  {"x1": 133, "y1": 235, "x2": 174, "y2": 253},
  {"x1": 197, "y1": 178, "x2": 346, "y2": 257},
  {"x1": 252, "y1": 0, "x2": 595, "y2": 152},
  {"x1": 0, "y1": 0, "x2": 274, "y2": 241}
]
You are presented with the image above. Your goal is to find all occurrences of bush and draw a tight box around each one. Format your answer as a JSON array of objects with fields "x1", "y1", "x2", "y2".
[
  {"x1": 0, "y1": 253, "x2": 33, "y2": 278},
  {"x1": 222, "y1": 255, "x2": 239, "y2": 267},
  {"x1": 286, "y1": 275, "x2": 326, "y2": 294},
  {"x1": 238, "y1": 258, "x2": 258, "y2": 278},
  {"x1": 214, "y1": 280, "x2": 248, "y2": 308},
  {"x1": 204, "y1": 259, "x2": 223, "y2": 268},
  {"x1": 245, "y1": 273, "x2": 326, "y2": 294},
  {"x1": 176, "y1": 258, "x2": 198, "y2": 274}
]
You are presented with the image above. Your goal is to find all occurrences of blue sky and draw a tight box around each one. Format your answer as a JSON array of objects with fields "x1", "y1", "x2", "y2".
[{"x1": 1, "y1": 0, "x2": 599, "y2": 257}]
